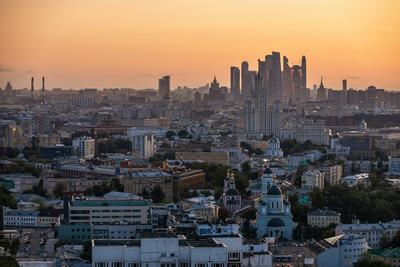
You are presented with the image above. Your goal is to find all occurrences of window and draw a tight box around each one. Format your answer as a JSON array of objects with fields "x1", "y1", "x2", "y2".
[
  {"x1": 212, "y1": 264, "x2": 224, "y2": 267},
  {"x1": 179, "y1": 262, "x2": 190, "y2": 267},
  {"x1": 127, "y1": 263, "x2": 140, "y2": 267},
  {"x1": 111, "y1": 262, "x2": 123, "y2": 267},
  {"x1": 95, "y1": 262, "x2": 107, "y2": 267},
  {"x1": 228, "y1": 252, "x2": 240, "y2": 261},
  {"x1": 195, "y1": 264, "x2": 206, "y2": 267}
]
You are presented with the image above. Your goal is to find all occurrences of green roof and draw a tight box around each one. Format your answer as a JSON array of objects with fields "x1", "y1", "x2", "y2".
[
  {"x1": 73, "y1": 199, "x2": 151, "y2": 207},
  {"x1": 369, "y1": 248, "x2": 400, "y2": 259}
]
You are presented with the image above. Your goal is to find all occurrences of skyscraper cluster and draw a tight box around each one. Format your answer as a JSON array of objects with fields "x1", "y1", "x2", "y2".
[
  {"x1": 231, "y1": 52, "x2": 307, "y2": 102},
  {"x1": 237, "y1": 52, "x2": 308, "y2": 135}
]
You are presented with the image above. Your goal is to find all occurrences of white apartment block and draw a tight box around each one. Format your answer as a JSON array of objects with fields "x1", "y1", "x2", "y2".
[
  {"x1": 66, "y1": 197, "x2": 151, "y2": 225},
  {"x1": 72, "y1": 136, "x2": 95, "y2": 159},
  {"x1": 128, "y1": 131, "x2": 155, "y2": 159},
  {"x1": 311, "y1": 234, "x2": 369, "y2": 267},
  {"x1": 92, "y1": 231, "x2": 272, "y2": 267},
  {"x1": 335, "y1": 220, "x2": 400, "y2": 248}
]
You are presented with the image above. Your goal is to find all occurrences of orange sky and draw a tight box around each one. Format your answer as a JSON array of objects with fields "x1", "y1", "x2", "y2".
[{"x1": 0, "y1": 0, "x2": 399, "y2": 90}]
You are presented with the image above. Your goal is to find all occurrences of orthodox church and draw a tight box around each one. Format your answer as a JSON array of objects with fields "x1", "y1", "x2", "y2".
[
  {"x1": 222, "y1": 170, "x2": 242, "y2": 214},
  {"x1": 256, "y1": 167, "x2": 294, "y2": 240},
  {"x1": 265, "y1": 135, "x2": 284, "y2": 158}
]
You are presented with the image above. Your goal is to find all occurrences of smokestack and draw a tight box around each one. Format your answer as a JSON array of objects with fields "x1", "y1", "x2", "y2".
[
  {"x1": 31, "y1": 77, "x2": 34, "y2": 100},
  {"x1": 42, "y1": 76, "x2": 45, "y2": 104}
]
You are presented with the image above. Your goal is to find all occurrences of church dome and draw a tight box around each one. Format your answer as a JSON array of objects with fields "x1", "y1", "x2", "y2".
[
  {"x1": 263, "y1": 167, "x2": 273, "y2": 175},
  {"x1": 359, "y1": 120, "x2": 367, "y2": 130},
  {"x1": 225, "y1": 188, "x2": 240, "y2": 196},
  {"x1": 267, "y1": 218, "x2": 285, "y2": 227},
  {"x1": 267, "y1": 185, "x2": 282, "y2": 196}
]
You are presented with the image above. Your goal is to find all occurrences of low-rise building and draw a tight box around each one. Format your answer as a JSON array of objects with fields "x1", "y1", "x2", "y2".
[
  {"x1": 389, "y1": 157, "x2": 400, "y2": 176},
  {"x1": 341, "y1": 173, "x2": 369, "y2": 187},
  {"x1": 307, "y1": 209, "x2": 341, "y2": 228},
  {"x1": 3, "y1": 207, "x2": 62, "y2": 227},
  {"x1": 92, "y1": 233, "x2": 228, "y2": 267},
  {"x1": 65, "y1": 196, "x2": 151, "y2": 225},
  {"x1": 335, "y1": 220, "x2": 400, "y2": 248},
  {"x1": 309, "y1": 234, "x2": 368, "y2": 267},
  {"x1": 175, "y1": 151, "x2": 229, "y2": 165},
  {"x1": 368, "y1": 247, "x2": 400, "y2": 267}
]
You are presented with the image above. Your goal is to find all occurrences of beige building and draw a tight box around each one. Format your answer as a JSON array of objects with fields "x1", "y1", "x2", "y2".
[
  {"x1": 38, "y1": 134, "x2": 61, "y2": 147},
  {"x1": 307, "y1": 209, "x2": 341, "y2": 227},
  {"x1": 302, "y1": 170, "x2": 324, "y2": 191},
  {"x1": 43, "y1": 176, "x2": 109, "y2": 195},
  {"x1": 143, "y1": 117, "x2": 170, "y2": 128},
  {"x1": 322, "y1": 164, "x2": 343, "y2": 186},
  {"x1": 175, "y1": 151, "x2": 229, "y2": 165},
  {"x1": 124, "y1": 170, "x2": 174, "y2": 202}
]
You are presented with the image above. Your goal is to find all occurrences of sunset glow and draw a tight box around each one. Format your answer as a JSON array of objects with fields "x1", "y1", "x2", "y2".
[{"x1": 1, "y1": 0, "x2": 399, "y2": 90}]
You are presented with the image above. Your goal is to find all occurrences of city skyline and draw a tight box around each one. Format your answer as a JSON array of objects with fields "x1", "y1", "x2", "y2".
[{"x1": 1, "y1": 0, "x2": 400, "y2": 90}]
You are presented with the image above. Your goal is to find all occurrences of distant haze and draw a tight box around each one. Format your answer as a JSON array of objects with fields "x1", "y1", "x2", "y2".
[{"x1": 0, "y1": 0, "x2": 399, "y2": 90}]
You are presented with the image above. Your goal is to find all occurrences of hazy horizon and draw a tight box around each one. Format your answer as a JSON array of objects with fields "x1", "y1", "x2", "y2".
[{"x1": 1, "y1": 0, "x2": 399, "y2": 90}]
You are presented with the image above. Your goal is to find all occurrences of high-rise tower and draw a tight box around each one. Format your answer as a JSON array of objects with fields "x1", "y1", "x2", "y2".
[
  {"x1": 41, "y1": 76, "x2": 45, "y2": 104},
  {"x1": 241, "y1": 61, "x2": 249, "y2": 98},
  {"x1": 301, "y1": 56, "x2": 307, "y2": 90},
  {"x1": 31, "y1": 77, "x2": 34, "y2": 100},
  {"x1": 282, "y1": 56, "x2": 293, "y2": 99},
  {"x1": 270, "y1": 52, "x2": 282, "y2": 102},
  {"x1": 158, "y1": 75, "x2": 170, "y2": 100},
  {"x1": 230, "y1": 66, "x2": 240, "y2": 100},
  {"x1": 342, "y1": 79, "x2": 348, "y2": 105}
]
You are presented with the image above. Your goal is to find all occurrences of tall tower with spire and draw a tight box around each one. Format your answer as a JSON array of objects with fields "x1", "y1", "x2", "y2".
[{"x1": 316, "y1": 76, "x2": 327, "y2": 101}]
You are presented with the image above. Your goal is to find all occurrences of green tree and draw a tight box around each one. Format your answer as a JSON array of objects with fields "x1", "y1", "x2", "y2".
[
  {"x1": 81, "y1": 240, "x2": 92, "y2": 262},
  {"x1": 0, "y1": 187, "x2": 17, "y2": 208},
  {"x1": 9, "y1": 238, "x2": 20, "y2": 255},
  {"x1": 177, "y1": 129, "x2": 189, "y2": 139},
  {"x1": 165, "y1": 130, "x2": 176, "y2": 139},
  {"x1": 150, "y1": 186, "x2": 165, "y2": 203},
  {"x1": 32, "y1": 179, "x2": 48, "y2": 197},
  {"x1": 354, "y1": 256, "x2": 391, "y2": 267},
  {"x1": 53, "y1": 182, "x2": 66, "y2": 198},
  {"x1": 241, "y1": 219, "x2": 257, "y2": 239},
  {"x1": 218, "y1": 207, "x2": 229, "y2": 222},
  {"x1": 5, "y1": 147, "x2": 19, "y2": 158},
  {"x1": 0, "y1": 256, "x2": 19, "y2": 267},
  {"x1": 240, "y1": 142, "x2": 254, "y2": 155},
  {"x1": 240, "y1": 207, "x2": 257, "y2": 220}
]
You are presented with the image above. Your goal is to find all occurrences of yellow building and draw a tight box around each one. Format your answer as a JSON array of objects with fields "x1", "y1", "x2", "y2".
[{"x1": 124, "y1": 169, "x2": 174, "y2": 202}]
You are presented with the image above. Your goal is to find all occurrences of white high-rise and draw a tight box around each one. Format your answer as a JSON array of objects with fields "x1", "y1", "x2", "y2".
[
  {"x1": 128, "y1": 128, "x2": 156, "y2": 159},
  {"x1": 72, "y1": 136, "x2": 95, "y2": 159}
]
